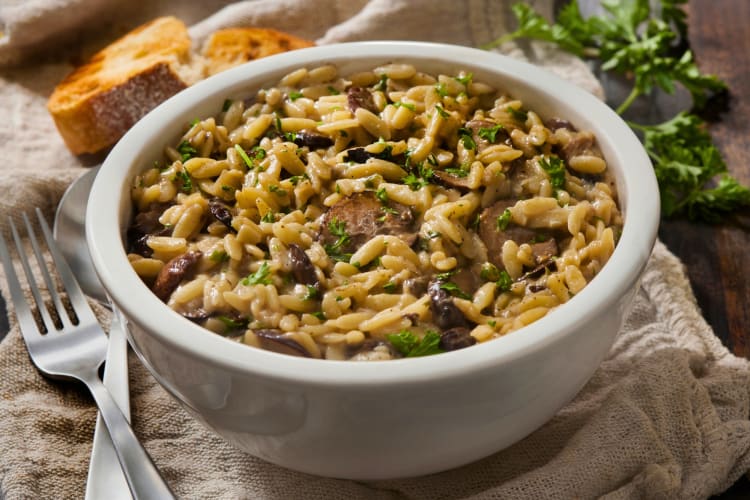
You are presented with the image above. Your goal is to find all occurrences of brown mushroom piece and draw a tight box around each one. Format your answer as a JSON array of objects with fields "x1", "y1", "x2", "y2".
[
  {"x1": 428, "y1": 280, "x2": 473, "y2": 330},
  {"x1": 288, "y1": 243, "x2": 318, "y2": 286},
  {"x1": 152, "y1": 250, "x2": 203, "y2": 302},
  {"x1": 478, "y1": 199, "x2": 561, "y2": 270},
  {"x1": 439, "y1": 326, "x2": 477, "y2": 351},
  {"x1": 208, "y1": 198, "x2": 233, "y2": 229},
  {"x1": 544, "y1": 117, "x2": 577, "y2": 132},
  {"x1": 346, "y1": 86, "x2": 379, "y2": 114},
  {"x1": 318, "y1": 192, "x2": 417, "y2": 253},
  {"x1": 127, "y1": 202, "x2": 172, "y2": 257},
  {"x1": 559, "y1": 130, "x2": 603, "y2": 163},
  {"x1": 432, "y1": 170, "x2": 473, "y2": 191},
  {"x1": 292, "y1": 130, "x2": 334, "y2": 150},
  {"x1": 254, "y1": 329, "x2": 312, "y2": 358},
  {"x1": 464, "y1": 119, "x2": 511, "y2": 152}
]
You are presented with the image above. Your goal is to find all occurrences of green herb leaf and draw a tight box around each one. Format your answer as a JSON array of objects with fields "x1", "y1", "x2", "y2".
[
  {"x1": 386, "y1": 329, "x2": 444, "y2": 357},
  {"x1": 454, "y1": 72, "x2": 474, "y2": 86},
  {"x1": 241, "y1": 261, "x2": 272, "y2": 286},
  {"x1": 216, "y1": 315, "x2": 249, "y2": 331},
  {"x1": 177, "y1": 141, "x2": 198, "y2": 162},
  {"x1": 496, "y1": 270, "x2": 513, "y2": 292},
  {"x1": 477, "y1": 124, "x2": 504, "y2": 142},
  {"x1": 439, "y1": 281, "x2": 473, "y2": 300},
  {"x1": 175, "y1": 170, "x2": 193, "y2": 193},
  {"x1": 630, "y1": 112, "x2": 750, "y2": 221},
  {"x1": 289, "y1": 90, "x2": 304, "y2": 101},
  {"x1": 538, "y1": 156, "x2": 567, "y2": 190},
  {"x1": 209, "y1": 250, "x2": 229, "y2": 263},
  {"x1": 496, "y1": 208, "x2": 512, "y2": 231},
  {"x1": 222, "y1": 99, "x2": 233, "y2": 112},
  {"x1": 394, "y1": 101, "x2": 417, "y2": 111}
]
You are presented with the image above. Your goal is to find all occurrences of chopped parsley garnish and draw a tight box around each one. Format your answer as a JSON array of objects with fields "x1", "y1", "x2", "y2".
[
  {"x1": 458, "y1": 127, "x2": 477, "y2": 150},
  {"x1": 403, "y1": 173, "x2": 428, "y2": 191},
  {"x1": 496, "y1": 208, "x2": 512, "y2": 231},
  {"x1": 220, "y1": 185, "x2": 233, "y2": 192},
  {"x1": 288, "y1": 173, "x2": 310, "y2": 185},
  {"x1": 454, "y1": 72, "x2": 473, "y2": 86},
  {"x1": 435, "y1": 104, "x2": 450, "y2": 118},
  {"x1": 324, "y1": 217, "x2": 351, "y2": 260},
  {"x1": 487, "y1": 320, "x2": 497, "y2": 327},
  {"x1": 260, "y1": 211, "x2": 275, "y2": 223},
  {"x1": 506, "y1": 106, "x2": 528, "y2": 122},
  {"x1": 177, "y1": 141, "x2": 197, "y2": 162},
  {"x1": 303, "y1": 285, "x2": 320, "y2": 300},
  {"x1": 234, "y1": 144, "x2": 267, "y2": 170},
  {"x1": 383, "y1": 281, "x2": 398, "y2": 293},
  {"x1": 386, "y1": 329, "x2": 444, "y2": 357},
  {"x1": 394, "y1": 101, "x2": 417, "y2": 111},
  {"x1": 477, "y1": 124, "x2": 504, "y2": 142},
  {"x1": 216, "y1": 315, "x2": 248, "y2": 331},
  {"x1": 480, "y1": 262, "x2": 501, "y2": 282},
  {"x1": 311, "y1": 311, "x2": 326, "y2": 321},
  {"x1": 435, "y1": 82, "x2": 448, "y2": 98},
  {"x1": 496, "y1": 270, "x2": 513, "y2": 293},
  {"x1": 327, "y1": 85, "x2": 340, "y2": 95},
  {"x1": 439, "y1": 281, "x2": 473, "y2": 300},
  {"x1": 538, "y1": 156, "x2": 567, "y2": 190},
  {"x1": 268, "y1": 185, "x2": 288, "y2": 196},
  {"x1": 222, "y1": 99, "x2": 232, "y2": 112},
  {"x1": 241, "y1": 262, "x2": 272, "y2": 286},
  {"x1": 175, "y1": 170, "x2": 193, "y2": 193},
  {"x1": 445, "y1": 165, "x2": 470, "y2": 178},
  {"x1": 234, "y1": 144, "x2": 254, "y2": 168},
  {"x1": 375, "y1": 187, "x2": 389, "y2": 203},
  {"x1": 209, "y1": 250, "x2": 229, "y2": 263},
  {"x1": 288, "y1": 90, "x2": 304, "y2": 101},
  {"x1": 373, "y1": 74, "x2": 389, "y2": 91}
]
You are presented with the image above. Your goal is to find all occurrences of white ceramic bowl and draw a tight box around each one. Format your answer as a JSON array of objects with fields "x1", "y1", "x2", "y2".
[{"x1": 87, "y1": 41, "x2": 659, "y2": 479}]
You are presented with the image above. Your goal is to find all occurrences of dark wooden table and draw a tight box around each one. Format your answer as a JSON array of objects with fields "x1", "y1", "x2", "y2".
[
  {"x1": 620, "y1": 0, "x2": 750, "y2": 497},
  {"x1": 575, "y1": 0, "x2": 749, "y2": 496},
  {"x1": 664, "y1": 0, "x2": 750, "y2": 359}
]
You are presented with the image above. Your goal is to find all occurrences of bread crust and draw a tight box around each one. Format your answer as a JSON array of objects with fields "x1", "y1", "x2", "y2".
[
  {"x1": 47, "y1": 18, "x2": 314, "y2": 156},
  {"x1": 202, "y1": 27, "x2": 315, "y2": 76}
]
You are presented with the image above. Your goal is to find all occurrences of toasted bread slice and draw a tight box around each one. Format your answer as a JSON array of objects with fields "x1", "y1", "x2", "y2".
[
  {"x1": 47, "y1": 19, "x2": 314, "y2": 156},
  {"x1": 202, "y1": 27, "x2": 314, "y2": 76},
  {"x1": 47, "y1": 16, "x2": 199, "y2": 155}
]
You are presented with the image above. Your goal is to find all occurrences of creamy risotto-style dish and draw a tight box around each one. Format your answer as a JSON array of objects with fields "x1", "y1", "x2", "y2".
[{"x1": 127, "y1": 63, "x2": 622, "y2": 361}]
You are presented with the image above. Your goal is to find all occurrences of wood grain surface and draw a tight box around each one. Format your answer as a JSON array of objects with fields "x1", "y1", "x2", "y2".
[{"x1": 574, "y1": 0, "x2": 750, "y2": 496}]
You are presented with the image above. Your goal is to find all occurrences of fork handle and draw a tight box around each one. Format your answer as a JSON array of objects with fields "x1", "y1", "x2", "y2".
[{"x1": 84, "y1": 373, "x2": 176, "y2": 500}]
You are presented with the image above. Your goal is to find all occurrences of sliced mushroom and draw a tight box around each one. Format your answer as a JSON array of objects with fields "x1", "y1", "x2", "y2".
[
  {"x1": 127, "y1": 202, "x2": 171, "y2": 257},
  {"x1": 288, "y1": 244, "x2": 318, "y2": 286},
  {"x1": 432, "y1": 170, "x2": 473, "y2": 191},
  {"x1": 254, "y1": 329, "x2": 312, "y2": 357},
  {"x1": 208, "y1": 199, "x2": 233, "y2": 229},
  {"x1": 404, "y1": 275, "x2": 430, "y2": 297},
  {"x1": 152, "y1": 250, "x2": 203, "y2": 302},
  {"x1": 478, "y1": 200, "x2": 562, "y2": 271},
  {"x1": 347, "y1": 86, "x2": 378, "y2": 114},
  {"x1": 439, "y1": 327, "x2": 477, "y2": 351},
  {"x1": 544, "y1": 117, "x2": 577, "y2": 132},
  {"x1": 292, "y1": 130, "x2": 334, "y2": 150},
  {"x1": 318, "y1": 192, "x2": 417, "y2": 253},
  {"x1": 428, "y1": 280, "x2": 473, "y2": 330}
]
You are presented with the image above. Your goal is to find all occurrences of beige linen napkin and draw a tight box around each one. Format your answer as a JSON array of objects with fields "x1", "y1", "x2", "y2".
[{"x1": 1, "y1": 1, "x2": 749, "y2": 499}]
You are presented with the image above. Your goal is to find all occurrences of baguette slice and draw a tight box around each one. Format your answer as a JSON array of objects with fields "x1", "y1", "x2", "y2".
[
  {"x1": 47, "y1": 16, "x2": 200, "y2": 155},
  {"x1": 202, "y1": 27, "x2": 314, "y2": 76}
]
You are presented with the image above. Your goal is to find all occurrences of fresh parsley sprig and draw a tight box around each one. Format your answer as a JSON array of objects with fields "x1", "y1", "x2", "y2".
[
  {"x1": 629, "y1": 113, "x2": 750, "y2": 221},
  {"x1": 484, "y1": 0, "x2": 749, "y2": 222},
  {"x1": 485, "y1": 0, "x2": 726, "y2": 114}
]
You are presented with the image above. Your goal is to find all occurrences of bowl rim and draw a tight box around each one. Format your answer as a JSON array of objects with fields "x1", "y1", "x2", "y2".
[{"x1": 87, "y1": 41, "x2": 659, "y2": 387}]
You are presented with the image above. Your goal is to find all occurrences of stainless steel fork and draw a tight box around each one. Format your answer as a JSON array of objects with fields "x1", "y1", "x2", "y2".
[{"x1": 0, "y1": 209, "x2": 175, "y2": 500}]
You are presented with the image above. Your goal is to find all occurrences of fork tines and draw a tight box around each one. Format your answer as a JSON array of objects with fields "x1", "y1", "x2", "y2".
[{"x1": 0, "y1": 209, "x2": 91, "y2": 336}]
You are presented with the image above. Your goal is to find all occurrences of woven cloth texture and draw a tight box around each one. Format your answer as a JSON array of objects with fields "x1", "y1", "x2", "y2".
[{"x1": 1, "y1": 1, "x2": 749, "y2": 499}]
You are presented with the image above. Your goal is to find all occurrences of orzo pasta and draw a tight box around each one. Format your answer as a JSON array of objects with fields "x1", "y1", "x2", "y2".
[{"x1": 127, "y1": 63, "x2": 622, "y2": 361}]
